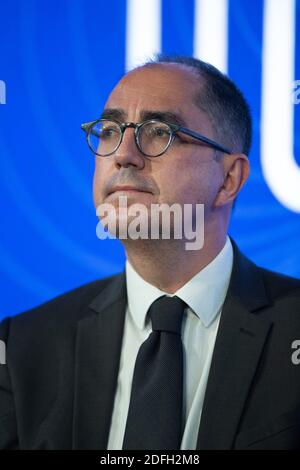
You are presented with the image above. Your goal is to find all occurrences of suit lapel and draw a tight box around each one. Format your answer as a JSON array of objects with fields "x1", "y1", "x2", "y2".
[
  {"x1": 72, "y1": 271, "x2": 127, "y2": 449},
  {"x1": 196, "y1": 240, "x2": 272, "y2": 449}
]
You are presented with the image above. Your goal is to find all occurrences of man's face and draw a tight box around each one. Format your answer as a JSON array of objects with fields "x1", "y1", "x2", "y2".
[{"x1": 93, "y1": 64, "x2": 225, "y2": 235}]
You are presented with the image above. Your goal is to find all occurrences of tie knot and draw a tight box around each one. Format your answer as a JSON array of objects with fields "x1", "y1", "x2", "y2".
[{"x1": 148, "y1": 295, "x2": 186, "y2": 335}]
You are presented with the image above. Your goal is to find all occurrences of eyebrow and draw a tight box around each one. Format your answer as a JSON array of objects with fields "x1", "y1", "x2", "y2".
[{"x1": 100, "y1": 108, "x2": 187, "y2": 127}]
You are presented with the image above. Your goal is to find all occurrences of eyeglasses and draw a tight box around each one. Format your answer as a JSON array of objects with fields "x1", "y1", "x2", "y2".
[{"x1": 81, "y1": 118, "x2": 232, "y2": 157}]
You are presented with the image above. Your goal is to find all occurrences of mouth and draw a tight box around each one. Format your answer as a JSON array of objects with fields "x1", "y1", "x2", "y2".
[{"x1": 107, "y1": 186, "x2": 153, "y2": 196}]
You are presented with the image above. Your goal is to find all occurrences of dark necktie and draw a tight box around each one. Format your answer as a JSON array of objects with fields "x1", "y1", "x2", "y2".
[{"x1": 122, "y1": 295, "x2": 186, "y2": 450}]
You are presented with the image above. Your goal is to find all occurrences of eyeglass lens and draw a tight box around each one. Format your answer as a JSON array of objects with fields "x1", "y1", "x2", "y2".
[{"x1": 88, "y1": 120, "x2": 173, "y2": 157}]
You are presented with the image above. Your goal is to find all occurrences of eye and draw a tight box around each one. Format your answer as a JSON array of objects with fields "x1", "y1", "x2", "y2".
[
  {"x1": 153, "y1": 127, "x2": 170, "y2": 137},
  {"x1": 99, "y1": 126, "x2": 119, "y2": 139},
  {"x1": 145, "y1": 125, "x2": 171, "y2": 140}
]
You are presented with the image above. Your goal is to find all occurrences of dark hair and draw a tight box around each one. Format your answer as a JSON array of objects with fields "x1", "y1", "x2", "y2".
[{"x1": 141, "y1": 54, "x2": 252, "y2": 157}]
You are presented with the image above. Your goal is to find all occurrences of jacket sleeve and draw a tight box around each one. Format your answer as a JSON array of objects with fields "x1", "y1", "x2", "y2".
[{"x1": 0, "y1": 317, "x2": 19, "y2": 449}]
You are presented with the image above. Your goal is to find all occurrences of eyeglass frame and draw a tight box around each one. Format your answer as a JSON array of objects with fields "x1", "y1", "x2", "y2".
[{"x1": 81, "y1": 118, "x2": 232, "y2": 157}]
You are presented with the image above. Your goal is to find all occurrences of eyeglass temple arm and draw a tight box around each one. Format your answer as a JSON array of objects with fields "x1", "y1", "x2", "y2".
[{"x1": 178, "y1": 126, "x2": 232, "y2": 154}]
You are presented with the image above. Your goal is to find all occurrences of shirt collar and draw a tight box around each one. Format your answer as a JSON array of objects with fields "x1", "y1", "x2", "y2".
[{"x1": 125, "y1": 235, "x2": 233, "y2": 330}]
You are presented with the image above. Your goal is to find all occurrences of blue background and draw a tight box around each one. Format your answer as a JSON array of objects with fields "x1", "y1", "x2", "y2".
[{"x1": 0, "y1": 0, "x2": 299, "y2": 320}]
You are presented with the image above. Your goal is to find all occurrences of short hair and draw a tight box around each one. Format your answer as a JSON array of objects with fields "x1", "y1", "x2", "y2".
[{"x1": 141, "y1": 54, "x2": 252, "y2": 157}]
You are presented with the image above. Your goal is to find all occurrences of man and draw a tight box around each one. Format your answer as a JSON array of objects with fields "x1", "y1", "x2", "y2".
[{"x1": 1, "y1": 55, "x2": 300, "y2": 450}]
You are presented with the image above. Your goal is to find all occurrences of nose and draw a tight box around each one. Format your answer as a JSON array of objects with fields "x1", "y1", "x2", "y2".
[{"x1": 113, "y1": 126, "x2": 145, "y2": 169}]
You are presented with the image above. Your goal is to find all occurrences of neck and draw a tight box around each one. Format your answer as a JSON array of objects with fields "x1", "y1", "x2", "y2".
[{"x1": 123, "y1": 229, "x2": 228, "y2": 294}]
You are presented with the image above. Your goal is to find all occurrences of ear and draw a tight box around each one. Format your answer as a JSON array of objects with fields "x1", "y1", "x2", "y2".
[{"x1": 213, "y1": 154, "x2": 250, "y2": 208}]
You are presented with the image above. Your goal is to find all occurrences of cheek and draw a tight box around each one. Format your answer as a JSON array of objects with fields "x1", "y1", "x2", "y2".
[
  {"x1": 155, "y1": 166, "x2": 198, "y2": 204},
  {"x1": 166, "y1": 159, "x2": 221, "y2": 205},
  {"x1": 93, "y1": 159, "x2": 109, "y2": 206}
]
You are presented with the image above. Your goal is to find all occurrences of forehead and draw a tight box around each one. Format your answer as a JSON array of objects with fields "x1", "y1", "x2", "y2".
[{"x1": 104, "y1": 64, "x2": 205, "y2": 123}]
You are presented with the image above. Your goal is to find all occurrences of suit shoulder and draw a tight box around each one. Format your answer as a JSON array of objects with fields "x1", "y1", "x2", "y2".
[
  {"x1": 259, "y1": 266, "x2": 300, "y2": 301},
  {"x1": 1, "y1": 272, "x2": 124, "y2": 331}
]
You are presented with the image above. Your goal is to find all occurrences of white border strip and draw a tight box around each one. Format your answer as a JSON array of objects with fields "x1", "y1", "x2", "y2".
[
  {"x1": 126, "y1": 0, "x2": 161, "y2": 72},
  {"x1": 193, "y1": 0, "x2": 228, "y2": 73},
  {"x1": 261, "y1": 0, "x2": 300, "y2": 212},
  {"x1": 0, "y1": 80, "x2": 6, "y2": 105}
]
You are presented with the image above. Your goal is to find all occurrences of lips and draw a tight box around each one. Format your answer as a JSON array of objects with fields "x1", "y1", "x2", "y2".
[{"x1": 107, "y1": 185, "x2": 152, "y2": 195}]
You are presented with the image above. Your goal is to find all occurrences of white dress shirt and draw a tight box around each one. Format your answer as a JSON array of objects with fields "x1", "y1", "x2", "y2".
[{"x1": 107, "y1": 236, "x2": 233, "y2": 450}]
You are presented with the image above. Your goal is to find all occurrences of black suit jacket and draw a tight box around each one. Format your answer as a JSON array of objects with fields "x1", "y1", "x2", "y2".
[{"x1": 1, "y1": 239, "x2": 300, "y2": 450}]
